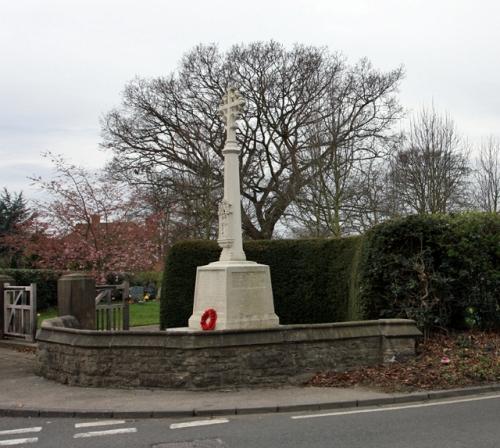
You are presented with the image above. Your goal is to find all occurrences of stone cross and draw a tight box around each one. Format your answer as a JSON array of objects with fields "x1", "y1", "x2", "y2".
[
  {"x1": 188, "y1": 86, "x2": 279, "y2": 330},
  {"x1": 218, "y1": 87, "x2": 245, "y2": 143},
  {"x1": 217, "y1": 87, "x2": 246, "y2": 262}
]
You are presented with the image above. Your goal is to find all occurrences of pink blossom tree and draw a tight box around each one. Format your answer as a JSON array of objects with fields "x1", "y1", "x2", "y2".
[{"x1": 10, "y1": 153, "x2": 166, "y2": 279}]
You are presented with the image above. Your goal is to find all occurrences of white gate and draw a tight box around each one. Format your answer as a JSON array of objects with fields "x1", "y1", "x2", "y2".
[{"x1": 3, "y1": 284, "x2": 37, "y2": 341}]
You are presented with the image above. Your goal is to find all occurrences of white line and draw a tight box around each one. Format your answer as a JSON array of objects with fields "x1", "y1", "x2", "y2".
[
  {"x1": 170, "y1": 419, "x2": 230, "y2": 430},
  {"x1": 0, "y1": 438, "x2": 38, "y2": 446},
  {"x1": 0, "y1": 428, "x2": 42, "y2": 436},
  {"x1": 292, "y1": 393, "x2": 500, "y2": 420},
  {"x1": 74, "y1": 420, "x2": 127, "y2": 428},
  {"x1": 73, "y1": 428, "x2": 137, "y2": 438}
]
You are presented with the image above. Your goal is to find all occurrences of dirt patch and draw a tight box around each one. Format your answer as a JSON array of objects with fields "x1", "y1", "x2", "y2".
[{"x1": 309, "y1": 331, "x2": 500, "y2": 392}]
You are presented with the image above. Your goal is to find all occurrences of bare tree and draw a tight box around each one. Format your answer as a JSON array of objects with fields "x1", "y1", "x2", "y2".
[
  {"x1": 288, "y1": 58, "x2": 405, "y2": 238},
  {"x1": 102, "y1": 42, "x2": 403, "y2": 239},
  {"x1": 389, "y1": 107, "x2": 471, "y2": 215},
  {"x1": 474, "y1": 137, "x2": 500, "y2": 213},
  {"x1": 106, "y1": 158, "x2": 219, "y2": 244},
  {"x1": 344, "y1": 158, "x2": 401, "y2": 233}
]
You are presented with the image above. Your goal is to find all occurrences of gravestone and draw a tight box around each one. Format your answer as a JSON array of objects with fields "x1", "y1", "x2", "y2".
[
  {"x1": 130, "y1": 286, "x2": 144, "y2": 301},
  {"x1": 188, "y1": 87, "x2": 279, "y2": 330}
]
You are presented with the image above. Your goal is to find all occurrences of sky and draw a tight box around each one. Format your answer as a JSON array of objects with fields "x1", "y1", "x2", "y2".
[{"x1": 1, "y1": 0, "x2": 499, "y2": 199}]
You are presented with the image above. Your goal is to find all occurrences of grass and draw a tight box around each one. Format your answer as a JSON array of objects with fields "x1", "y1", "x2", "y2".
[
  {"x1": 37, "y1": 300, "x2": 160, "y2": 328},
  {"x1": 37, "y1": 308, "x2": 58, "y2": 327},
  {"x1": 129, "y1": 301, "x2": 160, "y2": 327}
]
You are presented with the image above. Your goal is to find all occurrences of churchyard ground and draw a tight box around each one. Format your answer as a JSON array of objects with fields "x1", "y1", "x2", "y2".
[
  {"x1": 37, "y1": 300, "x2": 160, "y2": 328},
  {"x1": 310, "y1": 330, "x2": 500, "y2": 391}
]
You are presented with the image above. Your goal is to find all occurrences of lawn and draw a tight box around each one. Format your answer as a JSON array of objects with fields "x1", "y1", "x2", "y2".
[
  {"x1": 129, "y1": 301, "x2": 160, "y2": 327},
  {"x1": 37, "y1": 300, "x2": 160, "y2": 328}
]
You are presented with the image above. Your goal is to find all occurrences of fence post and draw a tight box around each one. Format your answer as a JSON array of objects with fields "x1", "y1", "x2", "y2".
[
  {"x1": 0, "y1": 274, "x2": 15, "y2": 339},
  {"x1": 122, "y1": 281, "x2": 130, "y2": 331},
  {"x1": 58, "y1": 273, "x2": 96, "y2": 330},
  {"x1": 29, "y1": 283, "x2": 37, "y2": 342},
  {"x1": 106, "y1": 290, "x2": 111, "y2": 330}
]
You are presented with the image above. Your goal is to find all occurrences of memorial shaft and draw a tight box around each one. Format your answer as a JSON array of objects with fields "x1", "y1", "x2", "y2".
[{"x1": 218, "y1": 87, "x2": 246, "y2": 262}]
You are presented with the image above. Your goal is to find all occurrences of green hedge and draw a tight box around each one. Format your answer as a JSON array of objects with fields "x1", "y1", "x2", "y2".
[
  {"x1": 0, "y1": 268, "x2": 63, "y2": 310},
  {"x1": 161, "y1": 213, "x2": 500, "y2": 331},
  {"x1": 160, "y1": 238, "x2": 363, "y2": 329},
  {"x1": 130, "y1": 271, "x2": 162, "y2": 287},
  {"x1": 359, "y1": 213, "x2": 500, "y2": 331}
]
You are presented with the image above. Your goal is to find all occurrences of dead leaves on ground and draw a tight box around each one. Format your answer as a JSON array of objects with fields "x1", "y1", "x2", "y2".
[{"x1": 309, "y1": 331, "x2": 500, "y2": 392}]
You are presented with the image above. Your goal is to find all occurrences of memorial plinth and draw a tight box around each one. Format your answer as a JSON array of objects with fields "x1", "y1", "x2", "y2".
[
  {"x1": 188, "y1": 87, "x2": 279, "y2": 331},
  {"x1": 188, "y1": 261, "x2": 279, "y2": 330}
]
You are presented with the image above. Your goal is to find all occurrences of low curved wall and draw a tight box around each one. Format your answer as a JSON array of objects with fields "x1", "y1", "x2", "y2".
[{"x1": 36, "y1": 318, "x2": 421, "y2": 390}]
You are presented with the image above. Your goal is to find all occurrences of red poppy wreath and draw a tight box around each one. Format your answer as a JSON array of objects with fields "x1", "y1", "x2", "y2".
[{"x1": 200, "y1": 308, "x2": 217, "y2": 331}]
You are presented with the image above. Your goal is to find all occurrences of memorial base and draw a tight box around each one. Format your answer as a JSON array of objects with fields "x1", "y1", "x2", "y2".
[{"x1": 187, "y1": 261, "x2": 280, "y2": 331}]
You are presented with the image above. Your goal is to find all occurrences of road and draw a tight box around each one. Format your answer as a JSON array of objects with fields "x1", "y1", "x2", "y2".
[{"x1": 0, "y1": 394, "x2": 498, "y2": 447}]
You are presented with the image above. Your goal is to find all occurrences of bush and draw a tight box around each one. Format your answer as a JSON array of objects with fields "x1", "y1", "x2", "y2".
[
  {"x1": 160, "y1": 241, "x2": 223, "y2": 329},
  {"x1": 445, "y1": 213, "x2": 500, "y2": 329},
  {"x1": 130, "y1": 271, "x2": 162, "y2": 287},
  {"x1": 359, "y1": 213, "x2": 500, "y2": 331},
  {"x1": 161, "y1": 213, "x2": 500, "y2": 332},
  {"x1": 0, "y1": 268, "x2": 63, "y2": 310},
  {"x1": 160, "y1": 237, "x2": 362, "y2": 329}
]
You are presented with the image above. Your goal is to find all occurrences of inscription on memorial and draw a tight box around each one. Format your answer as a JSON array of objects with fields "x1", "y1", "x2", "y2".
[
  {"x1": 198, "y1": 271, "x2": 225, "y2": 297},
  {"x1": 232, "y1": 271, "x2": 267, "y2": 289}
]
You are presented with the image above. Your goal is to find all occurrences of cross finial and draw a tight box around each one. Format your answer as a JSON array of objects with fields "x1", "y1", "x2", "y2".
[{"x1": 219, "y1": 86, "x2": 245, "y2": 142}]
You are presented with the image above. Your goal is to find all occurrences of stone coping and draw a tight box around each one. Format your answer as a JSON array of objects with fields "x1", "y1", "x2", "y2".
[{"x1": 37, "y1": 318, "x2": 421, "y2": 349}]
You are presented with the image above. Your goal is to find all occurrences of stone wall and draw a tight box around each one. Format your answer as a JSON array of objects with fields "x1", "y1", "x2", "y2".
[{"x1": 36, "y1": 319, "x2": 421, "y2": 390}]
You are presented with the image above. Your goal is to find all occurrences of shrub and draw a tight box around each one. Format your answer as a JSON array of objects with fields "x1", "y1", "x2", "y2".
[
  {"x1": 0, "y1": 268, "x2": 63, "y2": 310},
  {"x1": 160, "y1": 241, "x2": 219, "y2": 329},
  {"x1": 130, "y1": 271, "x2": 162, "y2": 287},
  {"x1": 160, "y1": 237, "x2": 363, "y2": 329},
  {"x1": 359, "y1": 213, "x2": 500, "y2": 332},
  {"x1": 446, "y1": 213, "x2": 500, "y2": 329},
  {"x1": 160, "y1": 213, "x2": 500, "y2": 332}
]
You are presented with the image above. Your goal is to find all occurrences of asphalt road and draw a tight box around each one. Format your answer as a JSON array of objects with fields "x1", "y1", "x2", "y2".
[{"x1": 0, "y1": 394, "x2": 498, "y2": 448}]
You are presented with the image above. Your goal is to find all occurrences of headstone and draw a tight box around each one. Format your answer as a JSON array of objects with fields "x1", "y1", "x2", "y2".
[
  {"x1": 130, "y1": 286, "x2": 144, "y2": 301},
  {"x1": 0, "y1": 274, "x2": 15, "y2": 338},
  {"x1": 187, "y1": 87, "x2": 280, "y2": 330},
  {"x1": 57, "y1": 273, "x2": 96, "y2": 329}
]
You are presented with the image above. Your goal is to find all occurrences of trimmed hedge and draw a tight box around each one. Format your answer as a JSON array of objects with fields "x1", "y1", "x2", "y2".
[
  {"x1": 160, "y1": 237, "x2": 363, "y2": 329},
  {"x1": 130, "y1": 271, "x2": 162, "y2": 287},
  {"x1": 359, "y1": 213, "x2": 500, "y2": 331},
  {"x1": 0, "y1": 268, "x2": 63, "y2": 310}
]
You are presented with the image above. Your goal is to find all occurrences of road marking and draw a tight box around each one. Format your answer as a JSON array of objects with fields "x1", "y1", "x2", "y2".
[
  {"x1": 73, "y1": 428, "x2": 137, "y2": 438},
  {"x1": 0, "y1": 438, "x2": 38, "y2": 446},
  {"x1": 170, "y1": 419, "x2": 230, "y2": 430},
  {"x1": 75, "y1": 420, "x2": 127, "y2": 428},
  {"x1": 292, "y1": 393, "x2": 500, "y2": 420},
  {"x1": 0, "y1": 428, "x2": 42, "y2": 436}
]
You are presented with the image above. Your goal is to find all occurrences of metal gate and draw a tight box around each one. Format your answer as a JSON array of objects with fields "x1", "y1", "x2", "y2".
[
  {"x1": 95, "y1": 281, "x2": 129, "y2": 331},
  {"x1": 3, "y1": 284, "x2": 37, "y2": 341}
]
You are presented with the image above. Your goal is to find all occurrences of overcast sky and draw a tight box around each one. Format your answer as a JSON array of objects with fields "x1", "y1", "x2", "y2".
[{"x1": 1, "y1": 0, "x2": 499, "y2": 198}]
